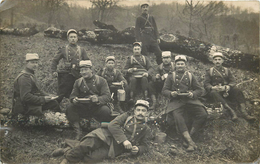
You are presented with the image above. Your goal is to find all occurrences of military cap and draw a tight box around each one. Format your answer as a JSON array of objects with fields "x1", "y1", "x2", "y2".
[
  {"x1": 26, "y1": 53, "x2": 39, "y2": 61},
  {"x1": 135, "y1": 100, "x2": 149, "y2": 109},
  {"x1": 141, "y1": 2, "x2": 149, "y2": 8},
  {"x1": 133, "y1": 42, "x2": 142, "y2": 47},
  {"x1": 105, "y1": 56, "x2": 115, "y2": 63},
  {"x1": 67, "y1": 29, "x2": 77, "y2": 37},
  {"x1": 162, "y1": 51, "x2": 171, "y2": 58},
  {"x1": 175, "y1": 55, "x2": 187, "y2": 62},
  {"x1": 79, "y1": 60, "x2": 92, "y2": 68},
  {"x1": 212, "y1": 52, "x2": 223, "y2": 59}
]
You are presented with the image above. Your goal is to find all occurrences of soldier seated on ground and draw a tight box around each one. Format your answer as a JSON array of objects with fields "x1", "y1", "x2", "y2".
[
  {"x1": 123, "y1": 42, "x2": 153, "y2": 103},
  {"x1": 148, "y1": 51, "x2": 175, "y2": 110},
  {"x1": 97, "y1": 56, "x2": 128, "y2": 114},
  {"x1": 66, "y1": 60, "x2": 113, "y2": 140},
  {"x1": 162, "y1": 55, "x2": 207, "y2": 152},
  {"x1": 52, "y1": 100, "x2": 151, "y2": 164},
  {"x1": 204, "y1": 52, "x2": 255, "y2": 121},
  {"x1": 12, "y1": 53, "x2": 60, "y2": 118}
]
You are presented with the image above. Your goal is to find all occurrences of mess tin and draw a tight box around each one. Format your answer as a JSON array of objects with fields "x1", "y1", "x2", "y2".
[
  {"x1": 177, "y1": 92, "x2": 190, "y2": 96},
  {"x1": 117, "y1": 89, "x2": 126, "y2": 101},
  {"x1": 77, "y1": 98, "x2": 91, "y2": 103},
  {"x1": 132, "y1": 69, "x2": 147, "y2": 78},
  {"x1": 112, "y1": 82, "x2": 122, "y2": 86}
]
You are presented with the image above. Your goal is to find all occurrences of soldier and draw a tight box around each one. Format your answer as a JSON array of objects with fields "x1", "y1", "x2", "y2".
[
  {"x1": 149, "y1": 51, "x2": 175, "y2": 109},
  {"x1": 204, "y1": 52, "x2": 255, "y2": 121},
  {"x1": 124, "y1": 42, "x2": 153, "y2": 102},
  {"x1": 51, "y1": 29, "x2": 90, "y2": 103},
  {"x1": 162, "y1": 55, "x2": 207, "y2": 152},
  {"x1": 97, "y1": 56, "x2": 128, "y2": 113},
  {"x1": 12, "y1": 53, "x2": 60, "y2": 117},
  {"x1": 66, "y1": 60, "x2": 112, "y2": 140},
  {"x1": 52, "y1": 100, "x2": 151, "y2": 164},
  {"x1": 135, "y1": 2, "x2": 162, "y2": 65}
]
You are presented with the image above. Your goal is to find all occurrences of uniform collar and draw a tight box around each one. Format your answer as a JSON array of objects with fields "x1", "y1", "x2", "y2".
[
  {"x1": 141, "y1": 13, "x2": 148, "y2": 17},
  {"x1": 84, "y1": 74, "x2": 95, "y2": 81},
  {"x1": 69, "y1": 43, "x2": 77, "y2": 47},
  {"x1": 24, "y1": 67, "x2": 35, "y2": 74}
]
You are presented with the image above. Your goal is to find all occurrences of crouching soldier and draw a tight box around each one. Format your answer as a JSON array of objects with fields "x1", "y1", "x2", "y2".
[
  {"x1": 162, "y1": 55, "x2": 207, "y2": 152},
  {"x1": 204, "y1": 52, "x2": 255, "y2": 121},
  {"x1": 124, "y1": 42, "x2": 153, "y2": 102},
  {"x1": 66, "y1": 60, "x2": 112, "y2": 140},
  {"x1": 97, "y1": 56, "x2": 128, "y2": 113},
  {"x1": 52, "y1": 100, "x2": 151, "y2": 164},
  {"x1": 12, "y1": 53, "x2": 60, "y2": 117},
  {"x1": 149, "y1": 51, "x2": 174, "y2": 109}
]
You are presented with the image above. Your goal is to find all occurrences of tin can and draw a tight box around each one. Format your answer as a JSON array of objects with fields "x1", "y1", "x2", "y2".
[{"x1": 117, "y1": 89, "x2": 126, "y2": 101}]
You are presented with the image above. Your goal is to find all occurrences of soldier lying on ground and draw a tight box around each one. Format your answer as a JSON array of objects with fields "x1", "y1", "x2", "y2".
[
  {"x1": 52, "y1": 100, "x2": 151, "y2": 164},
  {"x1": 66, "y1": 60, "x2": 113, "y2": 140},
  {"x1": 162, "y1": 55, "x2": 207, "y2": 152},
  {"x1": 148, "y1": 51, "x2": 175, "y2": 110},
  {"x1": 204, "y1": 52, "x2": 255, "y2": 121},
  {"x1": 12, "y1": 53, "x2": 60, "y2": 117},
  {"x1": 124, "y1": 42, "x2": 153, "y2": 103},
  {"x1": 97, "y1": 56, "x2": 128, "y2": 114},
  {"x1": 51, "y1": 29, "x2": 90, "y2": 104}
]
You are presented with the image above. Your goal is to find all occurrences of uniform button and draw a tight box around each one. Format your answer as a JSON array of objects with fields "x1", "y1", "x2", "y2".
[
  {"x1": 117, "y1": 141, "x2": 120, "y2": 143},
  {"x1": 84, "y1": 86, "x2": 85, "y2": 88},
  {"x1": 176, "y1": 79, "x2": 179, "y2": 81},
  {"x1": 84, "y1": 91, "x2": 86, "y2": 93},
  {"x1": 141, "y1": 128, "x2": 143, "y2": 130},
  {"x1": 136, "y1": 133, "x2": 139, "y2": 135},
  {"x1": 185, "y1": 78, "x2": 188, "y2": 79},
  {"x1": 177, "y1": 84, "x2": 179, "y2": 85},
  {"x1": 223, "y1": 73, "x2": 225, "y2": 75},
  {"x1": 177, "y1": 89, "x2": 180, "y2": 91}
]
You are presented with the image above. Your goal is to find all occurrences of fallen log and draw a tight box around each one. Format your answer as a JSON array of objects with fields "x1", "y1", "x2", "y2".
[{"x1": 43, "y1": 20, "x2": 259, "y2": 72}]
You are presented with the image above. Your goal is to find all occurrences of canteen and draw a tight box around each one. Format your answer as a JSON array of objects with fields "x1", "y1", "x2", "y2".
[{"x1": 117, "y1": 89, "x2": 126, "y2": 101}]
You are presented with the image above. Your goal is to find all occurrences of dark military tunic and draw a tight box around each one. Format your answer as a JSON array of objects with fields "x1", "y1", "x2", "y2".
[
  {"x1": 64, "y1": 112, "x2": 151, "y2": 162},
  {"x1": 51, "y1": 44, "x2": 90, "y2": 102},
  {"x1": 13, "y1": 68, "x2": 60, "y2": 116},
  {"x1": 135, "y1": 13, "x2": 162, "y2": 64},
  {"x1": 149, "y1": 62, "x2": 175, "y2": 95},
  {"x1": 66, "y1": 75, "x2": 112, "y2": 123},
  {"x1": 162, "y1": 70, "x2": 207, "y2": 133},
  {"x1": 97, "y1": 68, "x2": 127, "y2": 101},
  {"x1": 204, "y1": 66, "x2": 245, "y2": 105},
  {"x1": 124, "y1": 55, "x2": 153, "y2": 93}
]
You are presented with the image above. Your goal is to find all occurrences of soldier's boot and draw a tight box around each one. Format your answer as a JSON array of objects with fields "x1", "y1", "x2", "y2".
[
  {"x1": 144, "y1": 90, "x2": 149, "y2": 101},
  {"x1": 115, "y1": 101, "x2": 124, "y2": 114},
  {"x1": 239, "y1": 103, "x2": 256, "y2": 121},
  {"x1": 183, "y1": 131, "x2": 197, "y2": 152},
  {"x1": 72, "y1": 122, "x2": 82, "y2": 141},
  {"x1": 224, "y1": 104, "x2": 238, "y2": 121},
  {"x1": 149, "y1": 94, "x2": 157, "y2": 110}
]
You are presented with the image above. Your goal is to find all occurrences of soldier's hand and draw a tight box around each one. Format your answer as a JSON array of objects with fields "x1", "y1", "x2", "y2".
[
  {"x1": 72, "y1": 97, "x2": 79, "y2": 103},
  {"x1": 157, "y1": 39, "x2": 161, "y2": 44},
  {"x1": 128, "y1": 68, "x2": 133, "y2": 73},
  {"x1": 142, "y1": 72, "x2": 148, "y2": 77},
  {"x1": 131, "y1": 146, "x2": 139, "y2": 155},
  {"x1": 211, "y1": 86, "x2": 220, "y2": 91},
  {"x1": 225, "y1": 85, "x2": 230, "y2": 91},
  {"x1": 171, "y1": 91, "x2": 178, "y2": 97},
  {"x1": 218, "y1": 86, "x2": 225, "y2": 92},
  {"x1": 155, "y1": 74, "x2": 160, "y2": 79},
  {"x1": 44, "y1": 96, "x2": 52, "y2": 103},
  {"x1": 187, "y1": 92, "x2": 193, "y2": 98},
  {"x1": 90, "y1": 95, "x2": 99, "y2": 103},
  {"x1": 123, "y1": 140, "x2": 132, "y2": 150},
  {"x1": 52, "y1": 72, "x2": 58, "y2": 78}
]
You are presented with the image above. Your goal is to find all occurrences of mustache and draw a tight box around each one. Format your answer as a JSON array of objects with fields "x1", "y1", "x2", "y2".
[{"x1": 137, "y1": 114, "x2": 144, "y2": 117}]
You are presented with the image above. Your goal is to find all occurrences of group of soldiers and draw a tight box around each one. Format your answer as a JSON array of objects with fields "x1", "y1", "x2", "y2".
[{"x1": 11, "y1": 2, "x2": 255, "y2": 164}]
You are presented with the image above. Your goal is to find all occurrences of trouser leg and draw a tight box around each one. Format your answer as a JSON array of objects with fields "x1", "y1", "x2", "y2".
[
  {"x1": 94, "y1": 105, "x2": 112, "y2": 122},
  {"x1": 150, "y1": 43, "x2": 162, "y2": 65},
  {"x1": 42, "y1": 100, "x2": 61, "y2": 112},
  {"x1": 172, "y1": 107, "x2": 188, "y2": 134},
  {"x1": 57, "y1": 73, "x2": 76, "y2": 103}
]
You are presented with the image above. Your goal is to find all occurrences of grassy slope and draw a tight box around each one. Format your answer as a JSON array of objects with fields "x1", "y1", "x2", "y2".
[{"x1": 0, "y1": 34, "x2": 259, "y2": 164}]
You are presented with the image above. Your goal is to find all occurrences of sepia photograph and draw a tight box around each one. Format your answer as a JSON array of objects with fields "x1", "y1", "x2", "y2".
[{"x1": 0, "y1": 0, "x2": 259, "y2": 163}]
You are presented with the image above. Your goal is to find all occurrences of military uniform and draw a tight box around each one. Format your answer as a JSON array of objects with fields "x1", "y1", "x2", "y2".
[
  {"x1": 204, "y1": 66, "x2": 246, "y2": 107},
  {"x1": 97, "y1": 67, "x2": 127, "y2": 101},
  {"x1": 13, "y1": 68, "x2": 60, "y2": 116},
  {"x1": 51, "y1": 44, "x2": 89, "y2": 103},
  {"x1": 124, "y1": 55, "x2": 153, "y2": 99},
  {"x1": 135, "y1": 13, "x2": 162, "y2": 64},
  {"x1": 66, "y1": 74, "x2": 112, "y2": 124},
  {"x1": 63, "y1": 112, "x2": 151, "y2": 162},
  {"x1": 149, "y1": 62, "x2": 174, "y2": 95},
  {"x1": 162, "y1": 71, "x2": 207, "y2": 134}
]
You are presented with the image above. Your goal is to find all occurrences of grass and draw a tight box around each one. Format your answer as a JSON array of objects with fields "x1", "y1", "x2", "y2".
[{"x1": 0, "y1": 33, "x2": 259, "y2": 163}]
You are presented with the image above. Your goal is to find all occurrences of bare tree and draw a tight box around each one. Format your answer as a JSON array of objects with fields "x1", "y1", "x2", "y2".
[{"x1": 89, "y1": 0, "x2": 120, "y2": 22}]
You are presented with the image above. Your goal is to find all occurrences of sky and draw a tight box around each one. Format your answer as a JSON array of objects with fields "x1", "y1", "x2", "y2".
[{"x1": 67, "y1": 0, "x2": 260, "y2": 13}]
